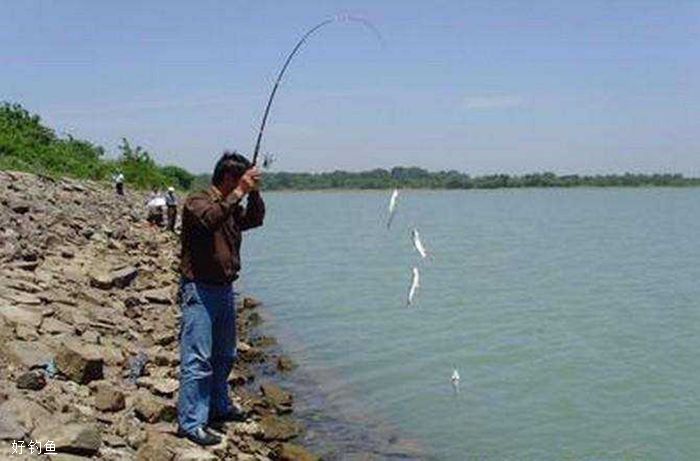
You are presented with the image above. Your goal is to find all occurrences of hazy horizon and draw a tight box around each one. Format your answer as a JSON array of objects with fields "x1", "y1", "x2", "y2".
[{"x1": 3, "y1": 1, "x2": 698, "y2": 176}]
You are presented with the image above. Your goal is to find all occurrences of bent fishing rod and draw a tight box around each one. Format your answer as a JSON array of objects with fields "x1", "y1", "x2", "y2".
[{"x1": 251, "y1": 15, "x2": 382, "y2": 167}]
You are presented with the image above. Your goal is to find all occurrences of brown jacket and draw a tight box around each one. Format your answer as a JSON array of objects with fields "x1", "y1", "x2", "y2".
[{"x1": 179, "y1": 187, "x2": 265, "y2": 284}]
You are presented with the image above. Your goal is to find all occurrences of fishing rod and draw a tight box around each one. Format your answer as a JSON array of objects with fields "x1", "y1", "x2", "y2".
[{"x1": 251, "y1": 15, "x2": 382, "y2": 167}]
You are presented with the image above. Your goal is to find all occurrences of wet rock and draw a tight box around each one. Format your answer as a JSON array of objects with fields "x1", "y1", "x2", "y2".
[
  {"x1": 33, "y1": 422, "x2": 102, "y2": 456},
  {"x1": 134, "y1": 391, "x2": 177, "y2": 423},
  {"x1": 258, "y1": 415, "x2": 303, "y2": 441},
  {"x1": 260, "y1": 383, "x2": 293, "y2": 414},
  {"x1": 276, "y1": 355, "x2": 297, "y2": 373},
  {"x1": 55, "y1": 341, "x2": 104, "y2": 384},
  {"x1": 276, "y1": 443, "x2": 320, "y2": 461},
  {"x1": 245, "y1": 311, "x2": 262, "y2": 327},
  {"x1": 251, "y1": 335, "x2": 277, "y2": 348},
  {"x1": 242, "y1": 296, "x2": 262, "y2": 310},
  {"x1": 93, "y1": 383, "x2": 126, "y2": 412},
  {"x1": 16, "y1": 370, "x2": 47, "y2": 391},
  {"x1": 239, "y1": 345, "x2": 265, "y2": 363}
]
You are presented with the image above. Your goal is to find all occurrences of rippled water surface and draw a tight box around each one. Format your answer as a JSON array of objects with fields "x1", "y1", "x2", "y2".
[{"x1": 240, "y1": 188, "x2": 700, "y2": 460}]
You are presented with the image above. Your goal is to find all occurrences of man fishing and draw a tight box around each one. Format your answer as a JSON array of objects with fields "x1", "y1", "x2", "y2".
[{"x1": 177, "y1": 151, "x2": 264, "y2": 446}]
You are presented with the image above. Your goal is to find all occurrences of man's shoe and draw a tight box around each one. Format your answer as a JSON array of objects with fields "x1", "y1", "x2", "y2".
[
  {"x1": 178, "y1": 426, "x2": 221, "y2": 446},
  {"x1": 208, "y1": 404, "x2": 247, "y2": 430}
]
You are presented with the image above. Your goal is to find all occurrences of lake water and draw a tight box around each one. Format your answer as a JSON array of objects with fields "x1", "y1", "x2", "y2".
[{"x1": 240, "y1": 188, "x2": 700, "y2": 460}]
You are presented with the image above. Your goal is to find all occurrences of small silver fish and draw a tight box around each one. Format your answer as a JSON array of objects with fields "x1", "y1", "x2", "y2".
[
  {"x1": 411, "y1": 228, "x2": 428, "y2": 259},
  {"x1": 451, "y1": 368, "x2": 460, "y2": 393},
  {"x1": 386, "y1": 188, "x2": 399, "y2": 229},
  {"x1": 407, "y1": 266, "x2": 420, "y2": 306}
]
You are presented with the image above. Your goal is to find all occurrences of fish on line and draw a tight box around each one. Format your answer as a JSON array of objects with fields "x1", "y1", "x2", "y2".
[{"x1": 407, "y1": 266, "x2": 420, "y2": 306}]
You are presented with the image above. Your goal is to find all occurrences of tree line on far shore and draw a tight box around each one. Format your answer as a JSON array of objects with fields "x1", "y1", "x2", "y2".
[
  {"x1": 247, "y1": 168, "x2": 700, "y2": 190},
  {"x1": 194, "y1": 167, "x2": 700, "y2": 190},
  {"x1": 3, "y1": 102, "x2": 698, "y2": 191}
]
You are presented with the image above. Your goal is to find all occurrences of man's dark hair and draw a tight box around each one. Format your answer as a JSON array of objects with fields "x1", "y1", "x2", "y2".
[{"x1": 212, "y1": 151, "x2": 252, "y2": 185}]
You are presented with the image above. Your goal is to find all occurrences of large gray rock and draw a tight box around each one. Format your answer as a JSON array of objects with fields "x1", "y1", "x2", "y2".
[
  {"x1": 0, "y1": 304, "x2": 42, "y2": 329},
  {"x1": 56, "y1": 341, "x2": 104, "y2": 384},
  {"x1": 0, "y1": 397, "x2": 52, "y2": 434},
  {"x1": 40, "y1": 317, "x2": 73, "y2": 335},
  {"x1": 135, "y1": 431, "x2": 184, "y2": 461},
  {"x1": 33, "y1": 422, "x2": 102, "y2": 456},
  {"x1": 0, "y1": 411, "x2": 27, "y2": 441},
  {"x1": 89, "y1": 266, "x2": 138, "y2": 290},
  {"x1": 2, "y1": 340, "x2": 54, "y2": 369},
  {"x1": 93, "y1": 383, "x2": 126, "y2": 412},
  {"x1": 134, "y1": 391, "x2": 177, "y2": 423}
]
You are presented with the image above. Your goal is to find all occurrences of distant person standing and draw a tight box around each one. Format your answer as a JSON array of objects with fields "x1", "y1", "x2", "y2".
[
  {"x1": 177, "y1": 152, "x2": 264, "y2": 446},
  {"x1": 114, "y1": 172, "x2": 125, "y2": 195},
  {"x1": 166, "y1": 186, "x2": 178, "y2": 232}
]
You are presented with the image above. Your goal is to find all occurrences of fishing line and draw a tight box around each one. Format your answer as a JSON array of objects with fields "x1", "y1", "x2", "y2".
[{"x1": 251, "y1": 14, "x2": 384, "y2": 167}]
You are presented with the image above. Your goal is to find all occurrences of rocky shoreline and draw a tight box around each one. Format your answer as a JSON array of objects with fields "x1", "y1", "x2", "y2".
[{"x1": 0, "y1": 170, "x2": 318, "y2": 460}]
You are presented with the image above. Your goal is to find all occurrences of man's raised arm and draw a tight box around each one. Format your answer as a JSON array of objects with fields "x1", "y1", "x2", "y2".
[{"x1": 239, "y1": 190, "x2": 265, "y2": 231}]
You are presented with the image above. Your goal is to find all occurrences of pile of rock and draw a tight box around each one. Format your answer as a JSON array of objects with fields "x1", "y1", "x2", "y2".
[{"x1": 0, "y1": 171, "x2": 317, "y2": 460}]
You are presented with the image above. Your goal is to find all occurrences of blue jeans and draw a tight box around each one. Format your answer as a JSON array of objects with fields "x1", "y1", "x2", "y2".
[{"x1": 177, "y1": 281, "x2": 236, "y2": 433}]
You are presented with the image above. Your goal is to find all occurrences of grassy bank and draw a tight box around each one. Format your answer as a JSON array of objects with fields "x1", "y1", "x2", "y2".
[{"x1": 0, "y1": 102, "x2": 194, "y2": 190}]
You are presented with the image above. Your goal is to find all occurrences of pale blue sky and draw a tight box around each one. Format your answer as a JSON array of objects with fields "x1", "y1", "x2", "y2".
[{"x1": 2, "y1": 1, "x2": 698, "y2": 175}]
